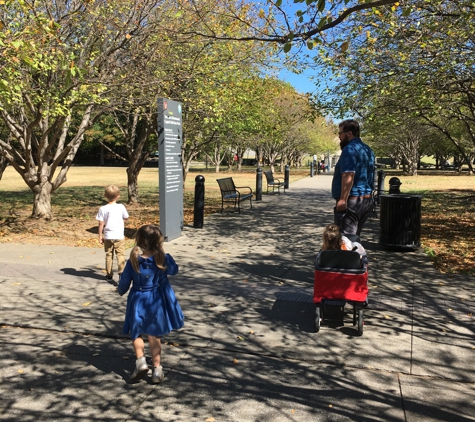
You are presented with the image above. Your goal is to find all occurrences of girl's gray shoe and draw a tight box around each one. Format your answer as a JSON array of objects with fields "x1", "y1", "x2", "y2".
[
  {"x1": 130, "y1": 356, "x2": 148, "y2": 382},
  {"x1": 152, "y1": 366, "x2": 164, "y2": 384}
]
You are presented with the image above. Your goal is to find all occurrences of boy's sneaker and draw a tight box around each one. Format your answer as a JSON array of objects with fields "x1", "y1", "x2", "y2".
[
  {"x1": 105, "y1": 274, "x2": 113, "y2": 281},
  {"x1": 151, "y1": 366, "x2": 164, "y2": 384},
  {"x1": 130, "y1": 356, "x2": 148, "y2": 382}
]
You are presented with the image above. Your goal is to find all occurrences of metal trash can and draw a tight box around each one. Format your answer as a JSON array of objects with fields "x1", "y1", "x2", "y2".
[{"x1": 379, "y1": 194, "x2": 421, "y2": 249}]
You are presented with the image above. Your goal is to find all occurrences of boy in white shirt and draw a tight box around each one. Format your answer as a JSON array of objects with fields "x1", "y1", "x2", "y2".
[{"x1": 96, "y1": 185, "x2": 129, "y2": 281}]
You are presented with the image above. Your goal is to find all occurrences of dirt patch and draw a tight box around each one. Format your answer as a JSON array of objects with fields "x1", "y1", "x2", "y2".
[{"x1": 0, "y1": 202, "x2": 214, "y2": 247}]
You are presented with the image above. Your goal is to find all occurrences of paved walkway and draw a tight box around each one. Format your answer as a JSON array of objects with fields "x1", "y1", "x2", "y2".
[{"x1": 0, "y1": 175, "x2": 474, "y2": 421}]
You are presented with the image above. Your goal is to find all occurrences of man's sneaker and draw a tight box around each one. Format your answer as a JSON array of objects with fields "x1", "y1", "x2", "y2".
[
  {"x1": 151, "y1": 366, "x2": 164, "y2": 384},
  {"x1": 130, "y1": 356, "x2": 148, "y2": 382}
]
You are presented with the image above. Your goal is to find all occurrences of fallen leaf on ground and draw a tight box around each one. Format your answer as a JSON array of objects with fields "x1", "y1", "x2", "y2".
[
  {"x1": 82, "y1": 302, "x2": 91, "y2": 307},
  {"x1": 122, "y1": 356, "x2": 129, "y2": 360},
  {"x1": 249, "y1": 330, "x2": 254, "y2": 334},
  {"x1": 18, "y1": 370, "x2": 24, "y2": 374},
  {"x1": 233, "y1": 358, "x2": 239, "y2": 364},
  {"x1": 13, "y1": 282, "x2": 21, "y2": 286},
  {"x1": 92, "y1": 353, "x2": 99, "y2": 356},
  {"x1": 237, "y1": 336, "x2": 245, "y2": 341},
  {"x1": 243, "y1": 279, "x2": 248, "y2": 282}
]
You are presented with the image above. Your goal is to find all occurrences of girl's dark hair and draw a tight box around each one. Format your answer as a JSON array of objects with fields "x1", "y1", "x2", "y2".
[
  {"x1": 129, "y1": 225, "x2": 166, "y2": 273},
  {"x1": 322, "y1": 223, "x2": 343, "y2": 250}
]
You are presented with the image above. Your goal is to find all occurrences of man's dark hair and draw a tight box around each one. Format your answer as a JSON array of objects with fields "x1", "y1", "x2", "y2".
[{"x1": 339, "y1": 119, "x2": 360, "y2": 137}]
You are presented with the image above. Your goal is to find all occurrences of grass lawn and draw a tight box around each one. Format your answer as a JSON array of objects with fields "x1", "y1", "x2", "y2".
[
  {"x1": 0, "y1": 165, "x2": 308, "y2": 249},
  {"x1": 1, "y1": 166, "x2": 474, "y2": 275}
]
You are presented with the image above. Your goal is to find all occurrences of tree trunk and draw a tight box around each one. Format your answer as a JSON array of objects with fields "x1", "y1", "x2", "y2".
[
  {"x1": 32, "y1": 181, "x2": 53, "y2": 220},
  {"x1": 127, "y1": 167, "x2": 139, "y2": 203},
  {"x1": 0, "y1": 154, "x2": 8, "y2": 180},
  {"x1": 255, "y1": 145, "x2": 263, "y2": 167},
  {"x1": 213, "y1": 143, "x2": 222, "y2": 173}
]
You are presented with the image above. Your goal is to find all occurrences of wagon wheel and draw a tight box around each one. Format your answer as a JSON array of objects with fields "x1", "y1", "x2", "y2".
[
  {"x1": 315, "y1": 306, "x2": 321, "y2": 332},
  {"x1": 357, "y1": 309, "x2": 364, "y2": 336}
]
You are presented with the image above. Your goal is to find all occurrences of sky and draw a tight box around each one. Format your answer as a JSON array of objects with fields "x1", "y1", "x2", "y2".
[{"x1": 278, "y1": 67, "x2": 318, "y2": 95}]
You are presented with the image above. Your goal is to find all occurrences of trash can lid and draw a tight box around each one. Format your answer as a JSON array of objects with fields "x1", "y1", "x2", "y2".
[{"x1": 388, "y1": 177, "x2": 402, "y2": 186}]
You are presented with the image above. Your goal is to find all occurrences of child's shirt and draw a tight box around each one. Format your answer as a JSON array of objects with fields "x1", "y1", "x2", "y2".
[
  {"x1": 96, "y1": 203, "x2": 129, "y2": 240},
  {"x1": 341, "y1": 235, "x2": 352, "y2": 250}
]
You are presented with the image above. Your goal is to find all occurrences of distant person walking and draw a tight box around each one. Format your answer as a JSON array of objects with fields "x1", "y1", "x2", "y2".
[
  {"x1": 332, "y1": 119, "x2": 375, "y2": 236},
  {"x1": 117, "y1": 224, "x2": 185, "y2": 383},
  {"x1": 96, "y1": 185, "x2": 129, "y2": 281}
]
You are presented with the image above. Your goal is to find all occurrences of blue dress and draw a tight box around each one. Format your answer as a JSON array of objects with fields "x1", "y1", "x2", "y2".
[{"x1": 118, "y1": 254, "x2": 184, "y2": 340}]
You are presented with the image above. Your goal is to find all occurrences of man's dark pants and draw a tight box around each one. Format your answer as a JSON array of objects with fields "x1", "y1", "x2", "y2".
[{"x1": 334, "y1": 196, "x2": 373, "y2": 236}]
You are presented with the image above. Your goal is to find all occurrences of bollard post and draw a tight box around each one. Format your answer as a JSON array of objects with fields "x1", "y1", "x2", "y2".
[
  {"x1": 256, "y1": 167, "x2": 262, "y2": 201},
  {"x1": 193, "y1": 175, "x2": 205, "y2": 228},
  {"x1": 284, "y1": 164, "x2": 290, "y2": 189},
  {"x1": 310, "y1": 162, "x2": 314, "y2": 177},
  {"x1": 377, "y1": 170, "x2": 386, "y2": 204},
  {"x1": 373, "y1": 166, "x2": 378, "y2": 192}
]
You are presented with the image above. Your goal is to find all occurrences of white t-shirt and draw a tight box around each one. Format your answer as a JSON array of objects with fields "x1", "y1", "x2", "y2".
[{"x1": 96, "y1": 203, "x2": 129, "y2": 240}]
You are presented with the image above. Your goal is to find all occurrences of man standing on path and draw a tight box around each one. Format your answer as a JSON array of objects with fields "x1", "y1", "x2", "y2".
[{"x1": 332, "y1": 119, "x2": 375, "y2": 236}]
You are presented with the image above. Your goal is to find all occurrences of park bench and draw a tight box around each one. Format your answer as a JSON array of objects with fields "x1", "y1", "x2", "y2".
[
  {"x1": 216, "y1": 177, "x2": 253, "y2": 214},
  {"x1": 264, "y1": 170, "x2": 285, "y2": 194}
]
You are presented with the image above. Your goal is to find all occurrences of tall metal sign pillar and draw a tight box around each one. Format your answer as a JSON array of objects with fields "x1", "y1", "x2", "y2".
[{"x1": 157, "y1": 98, "x2": 183, "y2": 241}]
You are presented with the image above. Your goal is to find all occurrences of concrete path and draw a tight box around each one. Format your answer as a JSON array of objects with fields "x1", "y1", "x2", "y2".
[{"x1": 1, "y1": 174, "x2": 474, "y2": 421}]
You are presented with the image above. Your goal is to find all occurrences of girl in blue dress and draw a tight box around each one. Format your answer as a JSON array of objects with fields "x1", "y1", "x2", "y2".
[{"x1": 118, "y1": 224, "x2": 184, "y2": 383}]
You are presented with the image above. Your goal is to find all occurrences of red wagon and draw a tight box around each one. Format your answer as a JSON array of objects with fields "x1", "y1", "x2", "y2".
[{"x1": 314, "y1": 250, "x2": 368, "y2": 335}]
